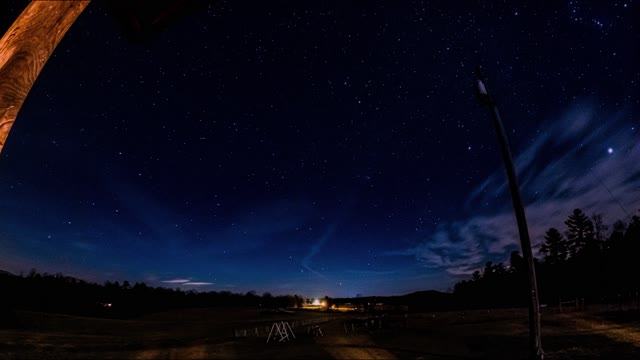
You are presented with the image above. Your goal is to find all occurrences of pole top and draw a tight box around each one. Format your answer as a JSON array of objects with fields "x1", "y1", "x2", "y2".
[{"x1": 474, "y1": 65, "x2": 493, "y2": 106}]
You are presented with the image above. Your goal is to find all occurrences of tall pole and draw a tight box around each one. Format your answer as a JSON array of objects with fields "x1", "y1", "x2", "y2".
[{"x1": 474, "y1": 66, "x2": 543, "y2": 360}]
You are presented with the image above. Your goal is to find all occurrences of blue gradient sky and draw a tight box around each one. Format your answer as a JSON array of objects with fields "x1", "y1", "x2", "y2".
[{"x1": 0, "y1": 1, "x2": 638, "y2": 297}]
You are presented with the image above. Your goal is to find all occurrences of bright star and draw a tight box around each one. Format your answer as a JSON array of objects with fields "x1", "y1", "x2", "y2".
[{"x1": 607, "y1": 148, "x2": 613, "y2": 154}]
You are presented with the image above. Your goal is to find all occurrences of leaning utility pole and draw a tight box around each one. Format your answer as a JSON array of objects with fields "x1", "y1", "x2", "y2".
[{"x1": 474, "y1": 66, "x2": 543, "y2": 360}]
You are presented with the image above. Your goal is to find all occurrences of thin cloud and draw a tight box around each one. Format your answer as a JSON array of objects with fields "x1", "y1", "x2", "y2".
[
  {"x1": 398, "y1": 102, "x2": 640, "y2": 276},
  {"x1": 72, "y1": 241, "x2": 97, "y2": 251},
  {"x1": 161, "y1": 279, "x2": 190, "y2": 283},
  {"x1": 182, "y1": 282, "x2": 213, "y2": 286},
  {"x1": 301, "y1": 223, "x2": 336, "y2": 278}
]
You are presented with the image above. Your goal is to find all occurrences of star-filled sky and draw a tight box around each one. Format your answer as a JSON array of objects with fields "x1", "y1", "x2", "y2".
[{"x1": 0, "y1": 1, "x2": 638, "y2": 297}]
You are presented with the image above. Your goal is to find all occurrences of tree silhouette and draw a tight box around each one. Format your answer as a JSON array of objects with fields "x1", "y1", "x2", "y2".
[
  {"x1": 453, "y1": 208, "x2": 640, "y2": 309},
  {"x1": 625, "y1": 215, "x2": 640, "y2": 242},
  {"x1": 591, "y1": 213, "x2": 609, "y2": 243},
  {"x1": 565, "y1": 208, "x2": 594, "y2": 258},
  {"x1": 509, "y1": 250, "x2": 526, "y2": 273},
  {"x1": 472, "y1": 270, "x2": 482, "y2": 282},
  {"x1": 620, "y1": 215, "x2": 640, "y2": 293},
  {"x1": 539, "y1": 228, "x2": 567, "y2": 265}
]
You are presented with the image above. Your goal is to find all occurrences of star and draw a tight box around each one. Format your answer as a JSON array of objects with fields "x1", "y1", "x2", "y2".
[{"x1": 0, "y1": 0, "x2": 636, "y2": 300}]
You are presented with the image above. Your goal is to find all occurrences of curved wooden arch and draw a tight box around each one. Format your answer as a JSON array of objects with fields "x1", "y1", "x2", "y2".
[{"x1": 0, "y1": 0, "x2": 90, "y2": 153}]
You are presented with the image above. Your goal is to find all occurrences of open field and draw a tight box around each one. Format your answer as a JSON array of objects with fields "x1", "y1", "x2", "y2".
[{"x1": 1, "y1": 307, "x2": 638, "y2": 359}]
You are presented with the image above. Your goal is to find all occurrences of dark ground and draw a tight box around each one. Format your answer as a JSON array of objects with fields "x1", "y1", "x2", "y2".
[{"x1": 0, "y1": 306, "x2": 638, "y2": 359}]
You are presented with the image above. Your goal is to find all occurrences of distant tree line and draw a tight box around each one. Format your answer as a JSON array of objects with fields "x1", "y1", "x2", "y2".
[
  {"x1": 0, "y1": 270, "x2": 305, "y2": 323},
  {"x1": 2, "y1": 207, "x2": 637, "y2": 323},
  {"x1": 454, "y1": 208, "x2": 640, "y2": 308}
]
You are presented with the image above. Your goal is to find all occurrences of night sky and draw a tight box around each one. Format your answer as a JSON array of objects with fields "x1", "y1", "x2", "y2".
[{"x1": 0, "y1": 1, "x2": 638, "y2": 297}]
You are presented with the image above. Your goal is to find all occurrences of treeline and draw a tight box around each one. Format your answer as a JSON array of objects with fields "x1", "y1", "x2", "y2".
[
  {"x1": 454, "y1": 208, "x2": 640, "y2": 308},
  {"x1": 0, "y1": 270, "x2": 304, "y2": 320},
  {"x1": 333, "y1": 290, "x2": 458, "y2": 313}
]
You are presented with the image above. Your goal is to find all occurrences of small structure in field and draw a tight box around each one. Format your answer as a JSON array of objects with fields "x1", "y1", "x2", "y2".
[{"x1": 266, "y1": 321, "x2": 296, "y2": 343}]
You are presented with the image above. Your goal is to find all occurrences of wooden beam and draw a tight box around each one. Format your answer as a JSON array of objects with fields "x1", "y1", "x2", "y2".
[{"x1": 0, "y1": 0, "x2": 90, "y2": 153}]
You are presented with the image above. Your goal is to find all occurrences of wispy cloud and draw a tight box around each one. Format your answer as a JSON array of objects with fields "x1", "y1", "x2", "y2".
[
  {"x1": 387, "y1": 226, "x2": 485, "y2": 276},
  {"x1": 182, "y1": 282, "x2": 213, "y2": 286},
  {"x1": 215, "y1": 199, "x2": 310, "y2": 253},
  {"x1": 161, "y1": 279, "x2": 190, "y2": 283},
  {"x1": 301, "y1": 224, "x2": 336, "y2": 278},
  {"x1": 72, "y1": 241, "x2": 97, "y2": 251},
  {"x1": 161, "y1": 279, "x2": 213, "y2": 286},
  {"x1": 107, "y1": 179, "x2": 310, "y2": 255},
  {"x1": 396, "y1": 101, "x2": 640, "y2": 276}
]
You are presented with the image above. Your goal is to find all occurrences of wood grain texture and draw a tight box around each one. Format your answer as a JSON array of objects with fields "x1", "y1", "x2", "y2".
[{"x1": 0, "y1": 0, "x2": 90, "y2": 153}]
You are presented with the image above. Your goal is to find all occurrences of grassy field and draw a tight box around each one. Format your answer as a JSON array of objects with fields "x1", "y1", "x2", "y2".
[{"x1": 1, "y1": 307, "x2": 638, "y2": 359}]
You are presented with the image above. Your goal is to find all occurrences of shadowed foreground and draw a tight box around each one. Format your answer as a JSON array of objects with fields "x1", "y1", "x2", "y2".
[{"x1": 1, "y1": 307, "x2": 638, "y2": 359}]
